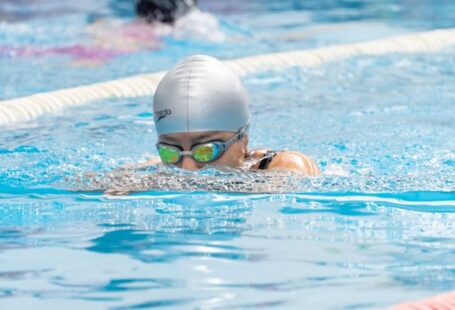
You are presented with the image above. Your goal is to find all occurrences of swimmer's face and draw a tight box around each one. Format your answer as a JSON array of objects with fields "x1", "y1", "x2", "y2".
[{"x1": 158, "y1": 131, "x2": 248, "y2": 170}]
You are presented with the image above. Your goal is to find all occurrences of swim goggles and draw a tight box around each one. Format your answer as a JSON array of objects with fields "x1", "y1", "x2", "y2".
[{"x1": 156, "y1": 123, "x2": 249, "y2": 164}]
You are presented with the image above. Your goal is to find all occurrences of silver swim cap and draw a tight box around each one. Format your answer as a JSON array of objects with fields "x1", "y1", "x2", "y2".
[{"x1": 153, "y1": 55, "x2": 250, "y2": 135}]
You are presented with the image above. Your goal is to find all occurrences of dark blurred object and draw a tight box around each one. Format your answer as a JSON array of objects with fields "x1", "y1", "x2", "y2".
[{"x1": 136, "y1": 0, "x2": 197, "y2": 24}]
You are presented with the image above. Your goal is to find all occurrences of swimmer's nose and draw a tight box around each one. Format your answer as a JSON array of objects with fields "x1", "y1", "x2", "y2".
[{"x1": 180, "y1": 156, "x2": 200, "y2": 171}]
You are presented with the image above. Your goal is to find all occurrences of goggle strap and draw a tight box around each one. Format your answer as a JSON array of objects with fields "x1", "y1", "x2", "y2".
[{"x1": 222, "y1": 123, "x2": 248, "y2": 149}]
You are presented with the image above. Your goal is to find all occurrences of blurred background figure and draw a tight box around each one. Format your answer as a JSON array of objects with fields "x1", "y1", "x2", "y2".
[
  {"x1": 136, "y1": 0, "x2": 197, "y2": 24},
  {"x1": 0, "y1": 0, "x2": 225, "y2": 66}
]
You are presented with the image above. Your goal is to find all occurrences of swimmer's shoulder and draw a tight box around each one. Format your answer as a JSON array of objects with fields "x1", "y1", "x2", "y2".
[{"x1": 249, "y1": 149, "x2": 320, "y2": 176}]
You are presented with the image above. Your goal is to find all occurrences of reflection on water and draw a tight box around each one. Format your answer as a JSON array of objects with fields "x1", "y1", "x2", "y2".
[{"x1": 0, "y1": 191, "x2": 454, "y2": 308}]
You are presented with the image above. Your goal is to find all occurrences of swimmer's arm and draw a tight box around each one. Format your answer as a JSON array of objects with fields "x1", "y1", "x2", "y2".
[
  {"x1": 120, "y1": 157, "x2": 161, "y2": 170},
  {"x1": 83, "y1": 156, "x2": 160, "y2": 177},
  {"x1": 80, "y1": 157, "x2": 161, "y2": 195},
  {"x1": 268, "y1": 151, "x2": 320, "y2": 176},
  {"x1": 103, "y1": 157, "x2": 162, "y2": 195}
]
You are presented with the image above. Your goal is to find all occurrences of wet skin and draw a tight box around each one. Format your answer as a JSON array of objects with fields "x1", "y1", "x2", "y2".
[{"x1": 155, "y1": 131, "x2": 320, "y2": 175}]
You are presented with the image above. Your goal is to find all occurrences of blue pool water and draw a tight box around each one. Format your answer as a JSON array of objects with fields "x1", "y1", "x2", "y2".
[{"x1": 1, "y1": 0, "x2": 455, "y2": 309}]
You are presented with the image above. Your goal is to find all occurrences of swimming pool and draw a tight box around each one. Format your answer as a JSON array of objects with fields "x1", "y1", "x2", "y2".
[{"x1": 1, "y1": 0, "x2": 454, "y2": 308}]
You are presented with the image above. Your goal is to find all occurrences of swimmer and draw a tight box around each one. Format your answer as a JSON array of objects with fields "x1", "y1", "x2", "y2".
[
  {"x1": 82, "y1": 55, "x2": 318, "y2": 194},
  {"x1": 141, "y1": 55, "x2": 320, "y2": 174},
  {"x1": 136, "y1": 0, "x2": 197, "y2": 24},
  {"x1": 1, "y1": 0, "x2": 224, "y2": 65}
]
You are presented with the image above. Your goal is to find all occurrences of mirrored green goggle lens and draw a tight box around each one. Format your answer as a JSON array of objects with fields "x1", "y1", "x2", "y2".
[
  {"x1": 158, "y1": 146, "x2": 180, "y2": 164},
  {"x1": 193, "y1": 143, "x2": 220, "y2": 163}
]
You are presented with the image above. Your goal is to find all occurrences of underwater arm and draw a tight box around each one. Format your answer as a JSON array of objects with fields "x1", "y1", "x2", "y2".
[
  {"x1": 114, "y1": 157, "x2": 161, "y2": 171},
  {"x1": 79, "y1": 157, "x2": 161, "y2": 195}
]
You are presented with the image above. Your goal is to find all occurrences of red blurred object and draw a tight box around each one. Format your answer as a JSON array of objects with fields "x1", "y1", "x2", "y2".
[{"x1": 390, "y1": 290, "x2": 455, "y2": 310}]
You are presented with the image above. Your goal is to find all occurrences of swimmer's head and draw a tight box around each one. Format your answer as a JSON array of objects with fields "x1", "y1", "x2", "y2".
[
  {"x1": 136, "y1": 0, "x2": 197, "y2": 24},
  {"x1": 153, "y1": 55, "x2": 250, "y2": 170},
  {"x1": 154, "y1": 54, "x2": 250, "y2": 135}
]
